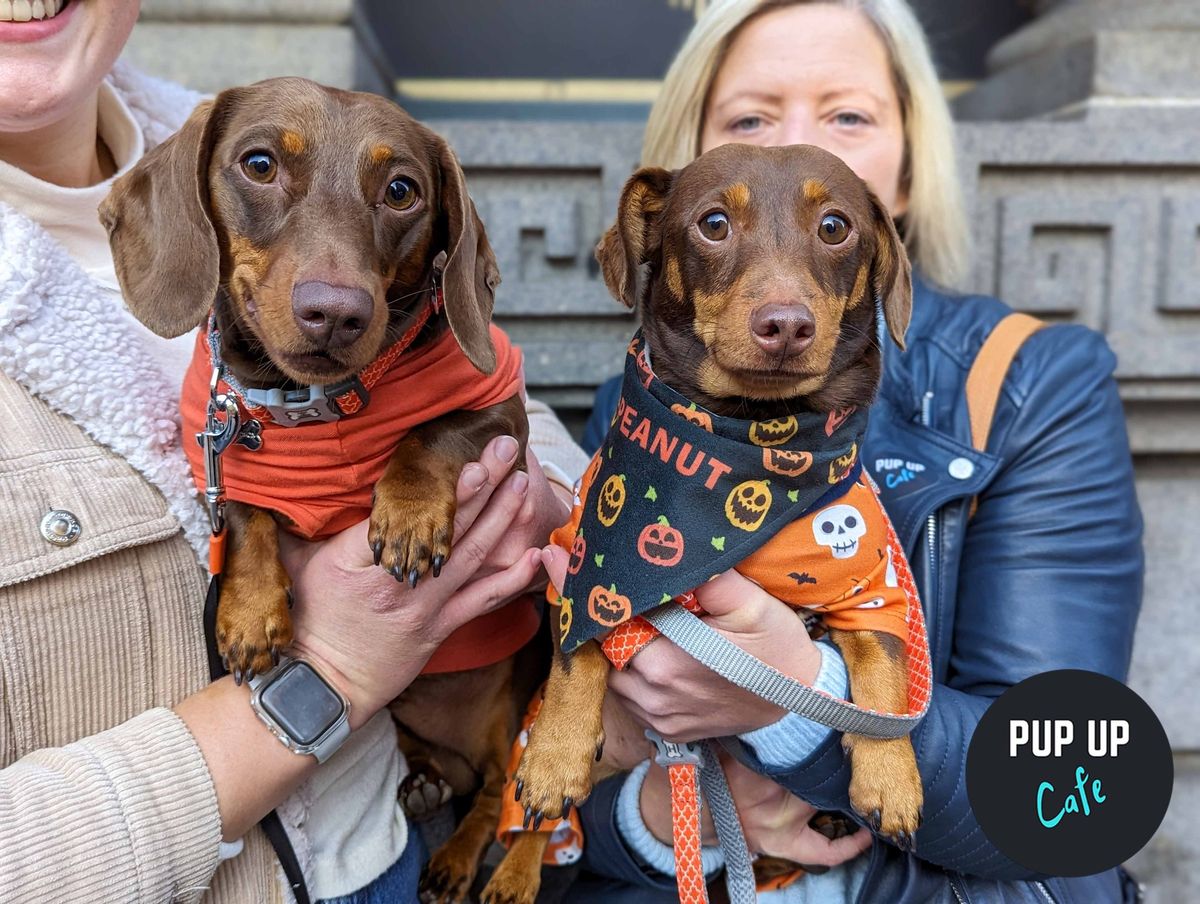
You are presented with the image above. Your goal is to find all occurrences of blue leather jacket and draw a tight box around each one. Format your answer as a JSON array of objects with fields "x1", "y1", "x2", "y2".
[{"x1": 572, "y1": 276, "x2": 1145, "y2": 904}]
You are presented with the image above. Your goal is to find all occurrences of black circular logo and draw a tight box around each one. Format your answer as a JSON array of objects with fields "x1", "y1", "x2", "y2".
[{"x1": 966, "y1": 669, "x2": 1172, "y2": 877}]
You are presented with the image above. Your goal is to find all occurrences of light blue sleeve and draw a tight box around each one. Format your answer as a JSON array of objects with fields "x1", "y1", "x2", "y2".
[{"x1": 736, "y1": 640, "x2": 849, "y2": 770}]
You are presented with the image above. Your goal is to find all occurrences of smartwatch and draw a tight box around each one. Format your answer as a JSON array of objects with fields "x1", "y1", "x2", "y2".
[{"x1": 248, "y1": 657, "x2": 351, "y2": 763}]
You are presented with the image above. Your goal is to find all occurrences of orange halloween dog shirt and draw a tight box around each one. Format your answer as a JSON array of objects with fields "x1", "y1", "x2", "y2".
[{"x1": 181, "y1": 322, "x2": 537, "y2": 673}]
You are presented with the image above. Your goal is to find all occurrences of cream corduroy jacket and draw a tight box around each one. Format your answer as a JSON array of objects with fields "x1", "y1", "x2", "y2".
[{"x1": 0, "y1": 62, "x2": 589, "y2": 904}]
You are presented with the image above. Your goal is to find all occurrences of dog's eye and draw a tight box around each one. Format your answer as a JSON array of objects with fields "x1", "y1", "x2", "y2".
[
  {"x1": 241, "y1": 153, "x2": 277, "y2": 184},
  {"x1": 698, "y1": 211, "x2": 730, "y2": 241},
  {"x1": 385, "y1": 178, "x2": 418, "y2": 211},
  {"x1": 819, "y1": 214, "x2": 849, "y2": 245}
]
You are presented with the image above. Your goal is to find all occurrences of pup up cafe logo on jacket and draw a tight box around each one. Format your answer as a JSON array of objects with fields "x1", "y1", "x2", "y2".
[{"x1": 966, "y1": 670, "x2": 1172, "y2": 876}]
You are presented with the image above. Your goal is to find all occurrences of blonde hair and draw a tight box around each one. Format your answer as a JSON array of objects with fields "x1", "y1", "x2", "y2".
[{"x1": 642, "y1": 0, "x2": 968, "y2": 288}]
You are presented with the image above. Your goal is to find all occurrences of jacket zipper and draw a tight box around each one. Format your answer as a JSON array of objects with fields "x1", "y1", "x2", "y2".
[
  {"x1": 949, "y1": 874, "x2": 970, "y2": 904},
  {"x1": 920, "y1": 392, "x2": 938, "y2": 605},
  {"x1": 1033, "y1": 880, "x2": 1056, "y2": 903}
]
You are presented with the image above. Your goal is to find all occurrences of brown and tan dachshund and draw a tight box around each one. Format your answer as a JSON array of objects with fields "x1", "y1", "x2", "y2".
[
  {"x1": 100, "y1": 77, "x2": 546, "y2": 904},
  {"x1": 495, "y1": 143, "x2": 923, "y2": 900}
]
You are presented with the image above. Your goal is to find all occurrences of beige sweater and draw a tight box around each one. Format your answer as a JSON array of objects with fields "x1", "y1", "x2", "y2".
[{"x1": 0, "y1": 62, "x2": 589, "y2": 904}]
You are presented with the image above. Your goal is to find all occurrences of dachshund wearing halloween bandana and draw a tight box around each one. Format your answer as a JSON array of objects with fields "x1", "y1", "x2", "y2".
[{"x1": 485, "y1": 144, "x2": 929, "y2": 902}]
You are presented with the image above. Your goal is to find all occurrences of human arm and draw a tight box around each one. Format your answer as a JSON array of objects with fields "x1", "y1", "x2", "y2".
[
  {"x1": 725, "y1": 326, "x2": 1144, "y2": 878},
  {"x1": 0, "y1": 437, "x2": 540, "y2": 902}
]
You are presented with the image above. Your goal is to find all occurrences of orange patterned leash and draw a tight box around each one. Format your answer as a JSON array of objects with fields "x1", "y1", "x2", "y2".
[{"x1": 667, "y1": 757, "x2": 709, "y2": 904}]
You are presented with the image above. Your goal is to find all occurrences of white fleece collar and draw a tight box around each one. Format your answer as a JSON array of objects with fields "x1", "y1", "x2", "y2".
[
  {"x1": 0, "y1": 202, "x2": 211, "y2": 562},
  {"x1": 0, "y1": 61, "x2": 212, "y2": 563}
]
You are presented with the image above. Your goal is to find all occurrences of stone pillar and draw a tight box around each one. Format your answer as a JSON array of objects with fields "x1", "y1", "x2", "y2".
[
  {"x1": 122, "y1": 0, "x2": 391, "y2": 94},
  {"x1": 952, "y1": 3, "x2": 1200, "y2": 901},
  {"x1": 955, "y1": 0, "x2": 1200, "y2": 121}
]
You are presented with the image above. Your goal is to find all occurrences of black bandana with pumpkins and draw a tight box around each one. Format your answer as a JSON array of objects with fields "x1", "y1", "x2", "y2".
[{"x1": 560, "y1": 331, "x2": 868, "y2": 653}]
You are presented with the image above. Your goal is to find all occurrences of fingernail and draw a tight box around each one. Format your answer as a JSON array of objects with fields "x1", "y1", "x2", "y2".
[
  {"x1": 496, "y1": 435, "x2": 518, "y2": 463},
  {"x1": 462, "y1": 463, "x2": 487, "y2": 491},
  {"x1": 510, "y1": 471, "x2": 529, "y2": 495}
]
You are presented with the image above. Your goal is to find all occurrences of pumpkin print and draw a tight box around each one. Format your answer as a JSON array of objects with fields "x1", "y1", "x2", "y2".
[
  {"x1": 588, "y1": 584, "x2": 632, "y2": 627},
  {"x1": 559, "y1": 596, "x2": 573, "y2": 642},
  {"x1": 828, "y1": 442, "x2": 858, "y2": 484},
  {"x1": 825, "y1": 406, "x2": 856, "y2": 436},
  {"x1": 635, "y1": 348, "x2": 654, "y2": 388},
  {"x1": 762, "y1": 447, "x2": 813, "y2": 477},
  {"x1": 670, "y1": 402, "x2": 713, "y2": 433},
  {"x1": 749, "y1": 416, "x2": 799, "y2": 447},
  {"x1": 596, "y1": 474, "x2": 626, "y2": 527},
  {"x1": 725, "y1": 479, "x2": 772, "y2": 531},
  {"x1": 567, "y1": 534, "x2": 587, "y2": 575},
  {"x1": 637, "y1": 517, "x2": 685, "y2": 567}
]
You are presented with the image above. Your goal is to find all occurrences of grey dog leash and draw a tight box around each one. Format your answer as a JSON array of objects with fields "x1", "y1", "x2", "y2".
[
  {"x1": 643, "y1": 603, "x2": 924, "y2": 901},
  {"x1": 644, "y1": 604, "x2": 922, "y2": 739}
]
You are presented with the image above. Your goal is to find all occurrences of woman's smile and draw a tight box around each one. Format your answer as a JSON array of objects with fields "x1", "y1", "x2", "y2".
[
  {"x1": 0, "y1": 0, "x2": 66, "y2": 21},
  {"x1": 0, "y1": 0, "x2": 73, "y2": 42}
]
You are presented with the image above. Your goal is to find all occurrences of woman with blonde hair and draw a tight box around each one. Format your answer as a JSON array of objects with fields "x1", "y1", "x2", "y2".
[{"x1": 568, "y1": 1, "x2": 1143, "y2": 901}]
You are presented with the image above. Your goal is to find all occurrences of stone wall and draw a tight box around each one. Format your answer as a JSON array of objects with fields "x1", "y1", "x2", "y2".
[{"x1": 122, "y1": 0, "x2": 391, "y2": 95}]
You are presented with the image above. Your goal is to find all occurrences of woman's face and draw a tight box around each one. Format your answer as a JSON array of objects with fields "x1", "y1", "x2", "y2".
[
  {"x1": 0, "y1": 0, "x2": 141, "y2": 133},
  {"x1": 700, "y1": 3, "x2": 908, "y2": 216}
]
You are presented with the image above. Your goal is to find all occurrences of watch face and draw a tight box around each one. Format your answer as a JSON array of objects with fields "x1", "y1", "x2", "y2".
[{"x1": 259, "y1": 662, "x2": 344, "y2": 745}]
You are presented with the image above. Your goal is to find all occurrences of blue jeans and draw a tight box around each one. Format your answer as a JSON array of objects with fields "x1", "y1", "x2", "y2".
[{"x1": 316, "y1": 827, "x2": 427, "y2": 904}]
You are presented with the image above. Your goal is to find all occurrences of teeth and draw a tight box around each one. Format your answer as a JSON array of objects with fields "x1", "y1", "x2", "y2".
[{"x1": 0, "y1": 0, "x2": 63, "y2": 21}]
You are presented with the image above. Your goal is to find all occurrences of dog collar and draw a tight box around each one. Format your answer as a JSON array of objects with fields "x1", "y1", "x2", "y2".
[{"x1": 207, "y1": 282, "x2": 444, "y2": 427}]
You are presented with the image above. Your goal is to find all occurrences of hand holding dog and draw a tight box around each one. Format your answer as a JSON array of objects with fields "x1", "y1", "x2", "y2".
[
  {"x1": 538, "y1": 549, "x2": 822, "y2": 742},
  {"x1": 280, "y1": 435, "x2": 548, "y2": 728},
  {"x1": 638, "y1": 755, "x2": 873, "y2": 867}
]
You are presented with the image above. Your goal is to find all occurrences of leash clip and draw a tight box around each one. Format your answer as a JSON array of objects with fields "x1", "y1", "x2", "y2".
[
  {"x1": 196, "y1": 365, "x2": 262, "y2": 534},
  {"x1": 646, "y1": 729, "x2": 703, "y2": 768}
]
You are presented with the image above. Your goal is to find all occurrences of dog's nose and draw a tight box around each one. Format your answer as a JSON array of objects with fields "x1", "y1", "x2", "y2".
[
  {"x1": 291, "y1": 281, "x2": 374, "y2": 351},
  {"x1": 750, "y1": 303, "x2": 816, "y2": 356}
]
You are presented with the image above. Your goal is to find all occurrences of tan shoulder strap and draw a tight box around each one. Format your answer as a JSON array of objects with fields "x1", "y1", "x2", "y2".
[{"x1": 965, "y1": 312, "x2": 1045, "y2": 516}]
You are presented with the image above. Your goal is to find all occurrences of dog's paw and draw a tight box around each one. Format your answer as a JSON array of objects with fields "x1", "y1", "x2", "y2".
[
  {"x1": 479, "y1": 874, "x2": 539, "y2": 904},
  {"x1": 513, "y1": 712, "x2": 603, "y2": 829},
  {"x1": 368, "y1": 478, "x2": 455, "y2": 587},
  {"x1": 216, "y1": 581, "x2": 292, "y2": 684},
  {"x1": 418, "y1": 849, "x2": 475, "y2": 904},
  {"x1": 399, "y1": 770, "x2": 453, "y2": 821},
  {"x1": 845, "y1": 735, "x2": 923, "y2": 851}
]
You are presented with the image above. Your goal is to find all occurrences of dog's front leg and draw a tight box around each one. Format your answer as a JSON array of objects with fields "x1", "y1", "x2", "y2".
[
  {"x1": 217, "y1": 501, "x2": 293, "y2": 682},
  {"x1": 369, "y1": 394, "x2": 528, "y2": 586},
  {"x1": 828, "y1": 628, "x2": 923, "y2": 850}
]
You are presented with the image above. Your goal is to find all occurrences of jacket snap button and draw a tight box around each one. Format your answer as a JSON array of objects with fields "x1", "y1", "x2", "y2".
[
  {"x1": 948, "y1": 457, "x2": 975, "y2": 480},
  {"x1": 40, "y1": 510, "x2": 82, "y2": 547}
]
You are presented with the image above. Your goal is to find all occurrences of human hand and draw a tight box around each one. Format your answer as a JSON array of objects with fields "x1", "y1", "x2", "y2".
[
  {"x1": 279, "y1": 436, "x2": 544, "y2": 728},
  {"x1": 608, "y1": 569, "x2": 823, "y2": 739},
  {"x1": 545, "y1": 546, "x2": 823, "y2": 739},
  {"x1": 470, "y1": 448, "x2": 571, "y2": 584},
  {"x1": 638, "y1": 756, "x2": 872, "y2": 868}
]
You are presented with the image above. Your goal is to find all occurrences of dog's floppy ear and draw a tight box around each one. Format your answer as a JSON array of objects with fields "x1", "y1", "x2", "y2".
[
  {"x1": 435, "y1": 140, "x2": 499, "y2": 375},
  {"x1": 868, "y1": 188, "x2": 913, "y2": 350},
  {"x1": 596, "y1": 167, "x2": 675, "y2": 308},
  {"x1": 99, "y1": 95, "x2": 230, "y2": 338}
]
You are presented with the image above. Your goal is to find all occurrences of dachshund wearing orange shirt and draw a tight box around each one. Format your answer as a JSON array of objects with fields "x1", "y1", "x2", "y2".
[{"x1": 102, "y1": 78, "x2": 546, "y2": 903}]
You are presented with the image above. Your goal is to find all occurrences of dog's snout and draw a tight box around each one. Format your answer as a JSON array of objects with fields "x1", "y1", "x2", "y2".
[
  {"x1": 750, "y1": 303, "x2": 816, "y2": 356},
  {"x1": 291, "y1": 281, "x2": 374, "y2": 351}
]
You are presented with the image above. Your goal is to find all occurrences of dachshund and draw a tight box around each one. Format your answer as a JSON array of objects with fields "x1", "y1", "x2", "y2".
[
  {"x1": 101, "y1": 77, "x2": 548, "y2": 904},
  {"x1": 489, "y1": 143, "x2": 924, "y2": 901}
]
